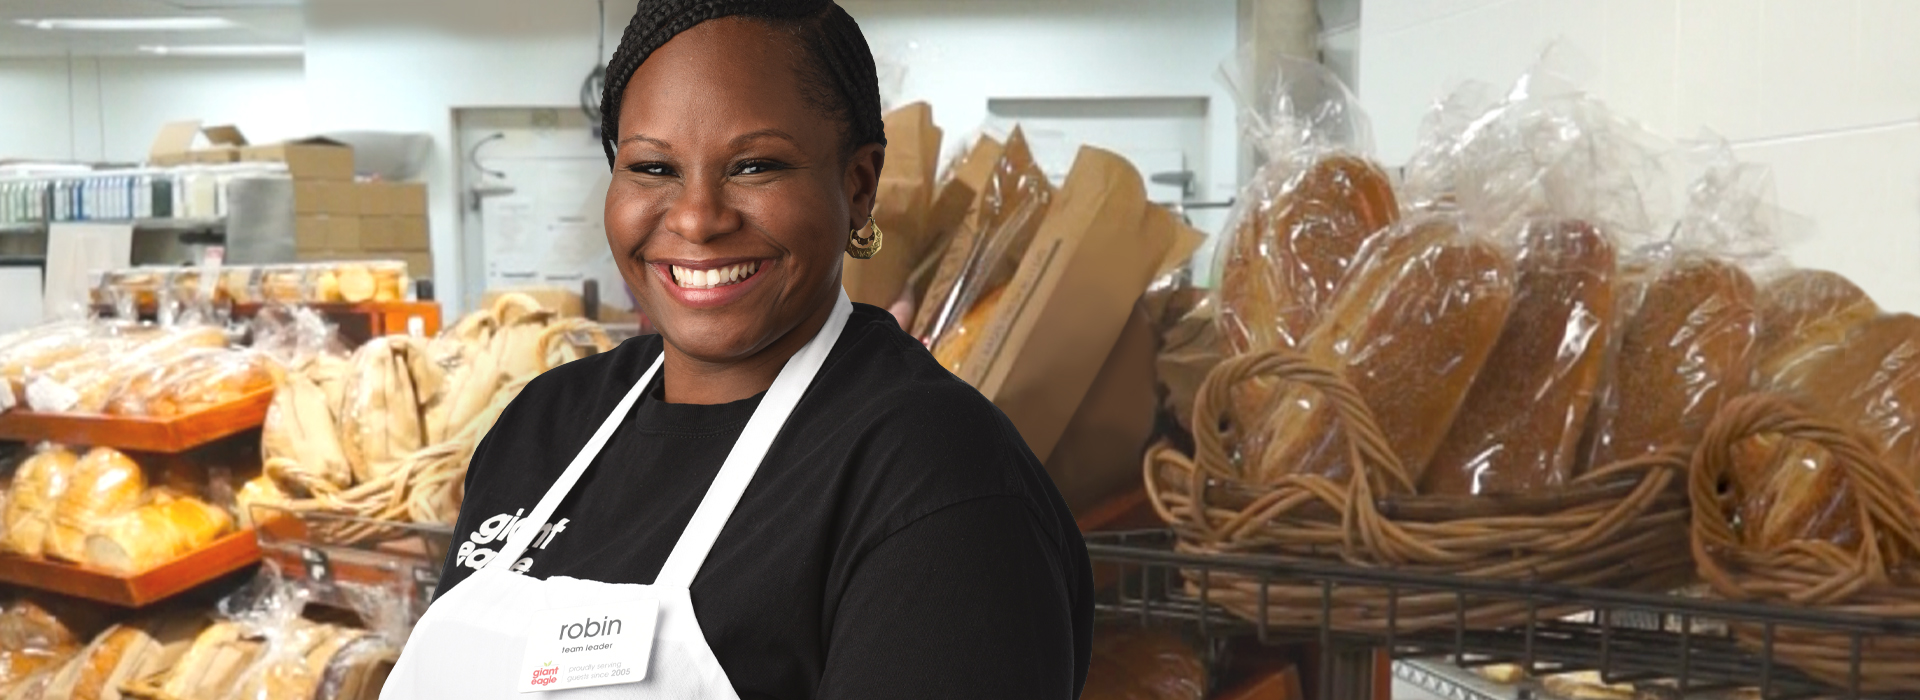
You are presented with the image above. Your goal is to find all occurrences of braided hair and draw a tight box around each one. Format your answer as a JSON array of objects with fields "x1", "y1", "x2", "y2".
[{"x1": 600, "y1": 0, "x2": 887, "y2": 170}]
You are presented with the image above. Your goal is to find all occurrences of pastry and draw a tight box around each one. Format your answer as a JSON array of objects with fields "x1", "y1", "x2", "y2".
[
  {"x1": 44, "y1": 448, "x2": 146, "y2": 564},
  {"x1": 1217, "y1": 154, "x2": 1399, "y2": 355},
  {"x1": 1425, "y1": 219, "x2": 1615, "y2": 495},
  {"x1": 1245, "y1": 215, "x2": 1515, "y2": 485},
  {"x1": 83, "y1": 496, "x2": 231, "y2": 573},
  {"x1": 1584, "y1": 258, "x2": 1757, "y2": 468},
  {"x1": 3, "y1": 446, "x2": 78, "y2": 557},
  {"x1": 1753, "y1": 269, "x2": 1877, "y2": 390}
]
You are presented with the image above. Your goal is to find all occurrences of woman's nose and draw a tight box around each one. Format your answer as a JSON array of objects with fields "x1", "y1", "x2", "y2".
[{"x1": 664, "y1": 177, "x2": 742, "y2": 246}]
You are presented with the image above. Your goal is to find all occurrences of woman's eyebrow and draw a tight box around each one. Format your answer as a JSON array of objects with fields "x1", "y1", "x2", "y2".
[
  {"x1": 729, "y1": 128, "x2": 798, "y2": 149},
  {"x1": 621, "y1": 133, "x2": 673, "y2": 150}
]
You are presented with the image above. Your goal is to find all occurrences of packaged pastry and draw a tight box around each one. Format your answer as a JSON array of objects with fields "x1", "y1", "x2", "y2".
[
  {"x1": 2, "y1": 444, "x2": 78, "y2": 557},
  {"x1": 0, "y1": 601, "x2": 79, "y2": 695},
  {"x1": 1241, "y1": 214, "x2": 1515, "y2": 485},
  {"x1": 1583, "y1": 257, "x2": 1757, "y2": 469},
  {"x1": 221, "y1": 266, "x2": 261, "y2": 305},
  {"x1": 1, "y1": 323, "x2": 102, "y2": 404},
  {"x1": 1215, "y1": 57, "x2": 1398, "y2": 356},
  {"x1": 29, "y1": 325, "x2": 227, "y2": 414},
  {"x1": 1425, "y1": 218, "x2": 1616, "y2": 495},
  {"x1": 83, "y1": 493, "x2": 231, "y2": 573},
  {"x1": 258, "y1": 265, "x2": 307, "y2": 304},
  {"x1": 104, "y1": 349, "x2": 275, "y2": 417},
  {"x1": 43, "y1": 448, "x2": 147, "y2": 564}
]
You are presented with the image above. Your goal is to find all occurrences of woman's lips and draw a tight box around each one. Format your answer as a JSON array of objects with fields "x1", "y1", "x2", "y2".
[{"x1": 649, "y1": 258, "x2": 769, "y2": 310}]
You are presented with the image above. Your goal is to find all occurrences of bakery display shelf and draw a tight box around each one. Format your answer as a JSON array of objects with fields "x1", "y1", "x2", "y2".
[
  {"x1": 90, "y1": 300, "x2": 445, "y2": 345},
  {"x1": 0, "y1": 387, "x2": 272, "y2": 453},
  {"x1": 0, "y1": 217, "x2": 225, "y2": 234},
  {"x1": 1087, "y1": 529, "x2": 1920, "y2": 700},
  {"x1": 250, "y1": 505, "x2": 454, "y2": 625},
  {"x1": 0, "y1": 528, "x2": 260, "y2": 607}
]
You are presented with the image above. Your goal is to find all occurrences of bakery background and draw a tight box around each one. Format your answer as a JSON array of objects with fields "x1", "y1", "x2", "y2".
[{"x1": 4, "y1": 0, "x2": 1920, "y2": 699}]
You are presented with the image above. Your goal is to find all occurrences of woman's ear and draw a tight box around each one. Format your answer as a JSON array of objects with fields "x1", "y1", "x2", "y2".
[{"x1": 844, "y1": 142, "x2": 886, "y2": 227}]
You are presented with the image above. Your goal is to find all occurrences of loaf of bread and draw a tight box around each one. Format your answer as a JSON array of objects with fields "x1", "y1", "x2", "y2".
[
  {"x1": 1218, "y1": 154, "x2": 1399, "y2": 355},
  {"x1": 3, "y1": 446, "x2": 78, "y2": 557},
  {"x1": 44, "y1": 448, "x2": 146, "y2": 564},
  {"x1": 1755, "y1": 269, "x2": 1878, "y2": 391},
  {"x1": 61, "y1": 326, "x2": 227, "y2": 414},
  {"x1": 157, "y1": 622, "x2": 263, "y2": 700},
  {"x1": 230, "y1": 623, "x2": 367, "y2": 700},
  {"x1": 1583, "y1": 258, "x2": 1757, "y2": 468},
  {"x1": 1243, "y1": 215, "x2": 1515, "y2": 485},
  {"x1": 932, "y1": 285, "x2": 1005, "y2": 374},
  {"x1": 1731, "y1": 314, "x2": 1920, "y2": 549},
  {"x1": 1079, "y1": 626, "x2": 1205, "y2": 700},
  {"x1": 83, "y1": 495, "x2": 231, "y2": 573},
  {"x1": 338, "y1": 337, "x2": 428, "y2": 482},
  {"x1": 1424, "y1": 219, "x2": 1616, "y2": 496},
  {"x1": 917, "y1": 130, "x2": 1052, "y2": 355},
  {"x1": 104, "y1": 349, "x2": 273, "y2": 417},
  {"x1": 0, "y1": 601, "x2": 78, "y2": 697},
  {"x1": 42, "y1": 614, "x2": 203, "y2": 700}
]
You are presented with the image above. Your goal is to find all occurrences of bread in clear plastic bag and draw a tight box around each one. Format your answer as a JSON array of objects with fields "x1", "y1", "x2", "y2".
[
  {"x1": 1214, "y1": 54, "x2": 1399, "y2": 357},
  {"x1": 2, "y1": 444, "x2": 77, "y2": 558},
  {"x1": 44, "y1": 447, "x2": 147, "y2": 564},
  {"x1": 1424, "y1": 218, "x2": 1616, "y2": 496},
  {"x1": 103, "y1": 348, "x2": 277, "y2": 417},
  {"x1": 921, "y1": 128, "x2": 1053, "y2": 371},
  {"x1": 0, "y1": 323, "x2": 105, "y2": 408},
  {"x1": 82, "y1": 490, "x2": 231, "y2": 573},
  {"x1": 1752, "y1": 268, "x2": 1878, "y2": 393},
  {"x1": 0, "y1": 600, "x2": 80, "y2": 695},
  {"x1": 1239, "y1": 214, "x2": 1515, "y2": 486},
  {"x1": 26, "y1": 324, "x2": 227, "y2": 414}
]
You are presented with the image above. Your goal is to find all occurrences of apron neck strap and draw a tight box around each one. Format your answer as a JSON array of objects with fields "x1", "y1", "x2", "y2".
[{"x1": 490, "y1": 290, "x2": 855, "y2": 585}]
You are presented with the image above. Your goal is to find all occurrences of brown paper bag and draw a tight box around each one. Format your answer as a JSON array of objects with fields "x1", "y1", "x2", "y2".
[
  {"x1": 967, "y1": 146, "x2": 1195, "y2": 461},
  {"x1": 1042, "y1": 301, "x2": 1158, "y2": 511},
  {"x1": 843, "y1": 102, "x2": 941, "y2": 309},
  {"x1": 911, "y1": 134, "x2": 1007, "y2": 337}
]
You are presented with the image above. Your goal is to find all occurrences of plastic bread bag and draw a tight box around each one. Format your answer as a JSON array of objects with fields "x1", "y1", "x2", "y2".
[
  {"x1": 1237, "y1": 212, "x2": 1515, "y2": 487},
  {"x1": 0, "y1": 600, "x2": 81, "y2": 694},
  {"x1": 83, "y1": 491, "x2": 232, "y2": 573},
  {"x1": 101, "y1": 348, "x2": 270, "y2": 417},
  {"x1": 24, "y1": 323, "x2": 227, "y2": 414},
  {"x1": 1, "y1": 443, "x2": 78, "y2": 557},
  {"x1": 922, "y1": 127, "x2": 1054, "y2": 373},
  {"x1": 909, "y1": 131, "x2": 1007, "y2": 335},
  {"x1": 44, "y1": 447, "x2": 147, "y2": 563},
  {"x1": 0, "y1": 321, "x2": 100, "y2": 409},
  {"x1": 1213, "y1": 52, "x2": 1400, "y2": 358},
  {"x1": 1410, "y1": 57, "x2": 1668, "y2": 496},
  {"x1": 251, "y1": 304, "x2": 350, "y2": 368},
  {"x1": 1582, "y1": 140, "x2": 1768, "y2": 473}
]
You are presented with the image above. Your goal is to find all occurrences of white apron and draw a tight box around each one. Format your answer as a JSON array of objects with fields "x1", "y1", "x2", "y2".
[{"x1": 381, "y1": 292, "x2": 853, "y2": 699}]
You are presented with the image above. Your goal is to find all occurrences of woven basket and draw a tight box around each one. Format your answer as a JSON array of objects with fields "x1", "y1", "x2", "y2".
[
  {"x1": 1146, "y1": 349, "x2": 1695, "y2": 634},
  {"x1": 263, "y1": 439, "x2": 468, "y2": 546},
  {"x1": 1691, "y1": 393, "x2": 1920, "y2": 693}
]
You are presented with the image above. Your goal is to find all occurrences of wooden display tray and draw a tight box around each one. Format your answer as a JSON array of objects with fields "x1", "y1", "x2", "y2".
[
  {"x1": 0, "y1": 387, "x2": 273, "y2": 453},
  {"x1": 0, "y1": 528, "x2": 261, "y2": 607}
]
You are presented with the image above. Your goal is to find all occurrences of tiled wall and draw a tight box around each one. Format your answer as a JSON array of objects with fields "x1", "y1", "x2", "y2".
[{"x1": 1357, "y1": 0, "x2": 1920, "y2": 311}]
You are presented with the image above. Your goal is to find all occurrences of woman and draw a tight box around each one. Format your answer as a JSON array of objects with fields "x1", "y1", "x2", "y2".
[{"x1": 380, "y1": 1, "x2": 1092, "y2": 698}]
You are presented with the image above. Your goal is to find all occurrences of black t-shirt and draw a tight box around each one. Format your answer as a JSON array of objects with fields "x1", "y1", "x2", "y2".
[{"x1": 433, "y1": 303, "x2": 1092, "y2": 699}]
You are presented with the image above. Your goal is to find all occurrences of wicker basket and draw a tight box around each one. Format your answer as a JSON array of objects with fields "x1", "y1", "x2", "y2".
[
  {"x1": 1691, "y1": 393, "x2": 1920, "y2": 693},
  {"x1": 1146, "y1": 349, "x2": 1695, "y2": 633}
]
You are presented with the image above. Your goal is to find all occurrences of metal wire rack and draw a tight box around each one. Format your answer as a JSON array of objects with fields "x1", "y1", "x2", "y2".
[{"x1": 1086, "y1": 529, "x2": 1920, "y2": 700}]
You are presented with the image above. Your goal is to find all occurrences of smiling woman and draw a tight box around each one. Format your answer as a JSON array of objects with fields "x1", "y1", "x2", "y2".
[{"x1": 379, "y1": 2, "x2": 1092, "y2": 700}]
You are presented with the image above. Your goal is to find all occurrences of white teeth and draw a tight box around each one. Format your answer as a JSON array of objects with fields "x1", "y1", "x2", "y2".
[{"x1": 669, "y1": 262, "x2": 759, "y2": 289}]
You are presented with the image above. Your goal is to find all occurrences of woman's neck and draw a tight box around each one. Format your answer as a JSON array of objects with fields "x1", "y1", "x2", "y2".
[{"x1": 657, "y1": 297, "x2": 836, "y2": 405}]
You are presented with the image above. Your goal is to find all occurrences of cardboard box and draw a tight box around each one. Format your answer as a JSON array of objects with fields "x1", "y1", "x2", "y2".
[
  {"x1": 398, "y1": 251, "x2": 433, "y2": 278},
  {"x1": 325, "y1": 216, "x2": 363, "y2": 251},
  {"x1": 148, "y1": 121, "x2": 248, "y2": 166},
  {"x1": 239, "y1": 138, "x2": 354, "y2": 181},
  {"x1": 295, "y1": 216, "x2": 329, "y2": 251},
  {"x1": 360, "y1": 216, "x2": 395, "y2": 249},
  {"x1": 387, "y1": 183, "x2": 427, "y2": 216},
  {"x1": 294, "y1": 181, "x2": 357, "y2": 214},
  {"x1": 353, "y1": 183, "x2": 383, "y2": 216},
  {"x1": 393, "y1": 216, "x2": 428, "y2": 250}
]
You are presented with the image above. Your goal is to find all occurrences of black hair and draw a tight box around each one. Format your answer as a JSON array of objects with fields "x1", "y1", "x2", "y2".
[{"x1": 600, "y1": 0, "x2": 887, "y2": 170}]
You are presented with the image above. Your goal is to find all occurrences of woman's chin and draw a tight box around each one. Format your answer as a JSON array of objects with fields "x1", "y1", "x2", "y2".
[{"x1": 655, "y1": 318, "x2": 770, "y2": 364}]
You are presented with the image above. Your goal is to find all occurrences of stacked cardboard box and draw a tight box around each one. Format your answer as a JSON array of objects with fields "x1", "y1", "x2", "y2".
[{"x1": 146, "y1": 121, "x2": 433, "y2": 279}]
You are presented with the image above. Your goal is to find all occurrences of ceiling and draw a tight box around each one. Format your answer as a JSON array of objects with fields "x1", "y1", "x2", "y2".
[{"x1": 0, "y1": 0, "x2": 304, "y2": 58}]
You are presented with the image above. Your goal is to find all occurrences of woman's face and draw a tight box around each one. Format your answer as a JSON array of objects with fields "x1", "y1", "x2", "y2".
[{"x1": 607, "y1": 18, "x2": 882, "y2": 365}]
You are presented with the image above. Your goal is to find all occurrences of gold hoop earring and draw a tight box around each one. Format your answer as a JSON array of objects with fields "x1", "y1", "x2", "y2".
[{"x1": 847, "y1": 216, "x2": 883, "y2": 259}]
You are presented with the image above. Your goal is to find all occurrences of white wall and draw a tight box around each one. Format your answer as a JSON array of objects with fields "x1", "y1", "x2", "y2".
[
  {"x1": 1356, "y1": 0, "x2": 1920, "y2": 311},
  {"x1": 304, "y1": 0, "x2": 1240, "y2": 313},
  {"x1": 0, "y1": 56, "x2": 307, "y2": 163}
]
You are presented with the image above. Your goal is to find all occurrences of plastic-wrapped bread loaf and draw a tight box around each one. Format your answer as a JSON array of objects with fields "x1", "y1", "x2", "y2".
[
  {"x1": 3, "y1": 445, "x2": 78, "y2": 557},
  {"x1": 43, "y1": 448, "x2": 147, "y2": 564},
  {"x1": 157, "y1": 622, "x2": 262, "y2": 700},
  {"x1": 1424, "y1": 219, "x2": 1616, "y2": 496},
  {"x1": 1242, "y1": 216, "x2": 1515, "y2": 486},
  {"x1": 1733, "y1": 314, "x2": 1920, "y2": 549},
  {"x1": 1218, "y1": 154, "x2": 1399, "y2": 355},
  {"x1": 1755, "y1": 269, "x2": 1878, "y2": 392},
  {"x1": 1583, "y1": 258, "x2": 1757, "y2": 469},
  {"x1": 83, "y1": 494, "x2": 231, "y2": 573},
  {"x1": 40, "y1": 614, "x2": 203, "y2": 700}
]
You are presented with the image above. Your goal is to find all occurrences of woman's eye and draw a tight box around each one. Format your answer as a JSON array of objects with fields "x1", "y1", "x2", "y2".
[
  {"x1": 628, "y1": 162, "x2": 674, "y2": 177},
  {"x1": 736, "y1": 160, "x2": 785, "y2": 176}
]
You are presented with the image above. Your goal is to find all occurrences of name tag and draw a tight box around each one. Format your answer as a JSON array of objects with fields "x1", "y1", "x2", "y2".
[{"x1": 517, "y1": 599, "x2": 659, "y2": 692}]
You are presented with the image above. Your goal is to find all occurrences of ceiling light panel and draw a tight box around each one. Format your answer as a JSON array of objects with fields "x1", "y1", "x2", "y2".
[
  {"x1": 16, "y1": 17, "x2": 237, "y2": 31},
  {"x1": 139, "y1": 44, "x2": 303, "y2": 57}
]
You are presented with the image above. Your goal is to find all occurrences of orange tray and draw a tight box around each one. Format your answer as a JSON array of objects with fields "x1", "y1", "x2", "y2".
[
  {"x1": 0, "y1": 387, "x2": 273, "y2": 453},
  {"x1": 0, "y1": 528, "x2": 260, "y2": 607}
]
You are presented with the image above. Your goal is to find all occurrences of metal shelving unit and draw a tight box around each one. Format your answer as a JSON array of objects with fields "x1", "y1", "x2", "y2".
[{"x1": 1086, "y1": 529, "x2": 1920, "y2": 700}]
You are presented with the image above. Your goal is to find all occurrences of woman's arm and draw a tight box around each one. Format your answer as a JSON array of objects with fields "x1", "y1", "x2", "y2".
[{"x1": 815, "y1": 495, "x2": 1088, "y2": 699}]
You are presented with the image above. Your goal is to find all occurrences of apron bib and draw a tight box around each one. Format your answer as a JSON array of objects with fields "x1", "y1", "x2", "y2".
[{"x1": 381, "y1": 292, "x2": 853, "y2": 699}]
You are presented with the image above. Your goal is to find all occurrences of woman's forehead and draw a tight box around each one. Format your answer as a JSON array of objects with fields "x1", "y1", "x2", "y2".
[{"x1": 617, "y1": 19, "x2": 829, "y2": 146}]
